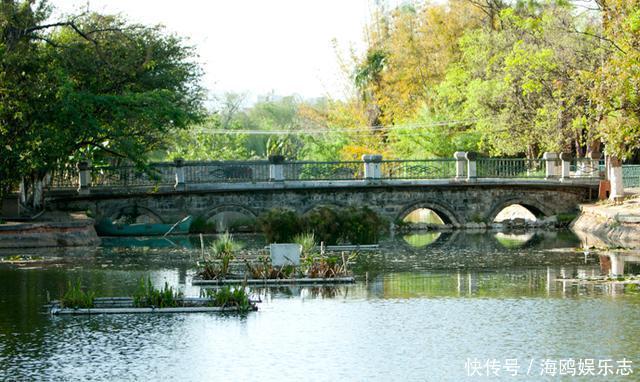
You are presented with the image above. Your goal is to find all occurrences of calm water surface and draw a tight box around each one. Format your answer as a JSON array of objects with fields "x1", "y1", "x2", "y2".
[{"x1": 1, "y1": 231, "x2": 639, "y2": 381}]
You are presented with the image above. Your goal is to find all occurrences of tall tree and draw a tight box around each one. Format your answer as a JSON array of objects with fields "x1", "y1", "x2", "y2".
[{"x1": 0, "y1": 0, "x2": 204, "y2": 209}]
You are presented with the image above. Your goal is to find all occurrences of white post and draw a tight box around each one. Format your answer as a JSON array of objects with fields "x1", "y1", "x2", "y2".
[
  {"x1": 174, "y1": 158, "x2": 185, "y2": 190},
  {"x1": 465, "y1": 152, "x2": 477, "y2": 181},
  {"x1": 588, "y1": 151, "x2": 602, "y2": 178},
  {"x1": 269, "y1": 155, "x2": 285, "y2": 181},
  {"x1": 77, "y1": 161, "x2": 91, "y2": 195},
  {"x1": 559, "y1": 153, "x2": 571, "y2": 181},
  {"x1": 362, "y1": 154, "x2": 382, "y2": 179},
  {"x1": 609, "y1": 156, "x2": 624, "y2": 201},
  {"x1": 454, "y1": 151, "x2": 466, "y2": 180},
  {"x1": 609, "y1": 253, "x2": 625, "y2": 277},
  {"x1": 543, "y1": 152, "x2": 558, "y2": 179}
]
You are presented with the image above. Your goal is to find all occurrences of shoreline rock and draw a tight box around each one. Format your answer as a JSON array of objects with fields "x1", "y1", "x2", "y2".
[
  {"x1": 0, "y1": 213, "x2": 100, "y2": 248},
  {"x1": 571, "y1": 195, "x2": 640, "y2": 249}
]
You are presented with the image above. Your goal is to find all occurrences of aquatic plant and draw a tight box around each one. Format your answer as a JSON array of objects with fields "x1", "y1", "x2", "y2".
[
  {"x1": 197, "y1": 232, "x2": 242, "y2": 280},
  {"x1": 293, "y1": 232, "x2": 316, "y2": 257},
  {"x1": 201, "y1": 287, "x2": 253, "y2": 313},
  {"x1": 210, "y1": 232, "x2": 241, "y2": 258},
  {"x1": 133, "y1": 277, "x2": 183, "y2": 308},
  {"x1": 60, "y1": 280, "x2": 95, "y2": 309},
  {"x1": 244, "y1": 256, "x2": 298, "y2": 280}
]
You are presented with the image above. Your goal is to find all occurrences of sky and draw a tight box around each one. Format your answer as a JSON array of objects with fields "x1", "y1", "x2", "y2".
[{"x1": 53, "y1": 0, "x2": 383, "y2": 104}]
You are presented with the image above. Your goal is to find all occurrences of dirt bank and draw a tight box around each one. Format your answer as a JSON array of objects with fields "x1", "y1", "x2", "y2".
[{"x1": 572, "y1": 189, "x2": 640, "y2": 248}]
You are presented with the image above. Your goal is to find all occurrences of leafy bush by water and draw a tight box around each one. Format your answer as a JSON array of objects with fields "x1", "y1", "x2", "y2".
[
  {"x1": 302, "y1": 207, "x2": 342, "y2": 244},
  {"x1": 258, "y1": 206, "x2": 386, "y2": 245},
  {"x1": 257, "y1": 208, "x2": 302, "y2": 243},
  {"x1": 338, "y1": 207, "x2": 385, "y2": 244},
  {"x1": 189, "y1": 216, "x2": 216, "y2": 233}
]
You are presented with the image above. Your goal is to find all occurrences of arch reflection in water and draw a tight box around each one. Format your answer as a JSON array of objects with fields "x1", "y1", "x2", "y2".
[
  {"x1": 402, "y1": 232, "x2": 442, "y2": 248},
  {"x1": 494, "y1": 232, "x2": 534, "y2": 249}
]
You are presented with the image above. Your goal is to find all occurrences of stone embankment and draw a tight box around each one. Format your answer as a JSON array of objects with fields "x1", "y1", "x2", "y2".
[
  {"x1": 0, "y1": 212, "x2": 100, "y2": 248},
  {"x1": 572, "y1": 189, "x2": 640, "y2": 248}
]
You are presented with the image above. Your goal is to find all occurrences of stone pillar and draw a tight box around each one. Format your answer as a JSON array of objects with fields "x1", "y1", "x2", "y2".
[
  {"x1": 454, "y1": 151, "x2": 466, "y2": 180},
  {"x1": 465, "y1": 152, "x2": 477, "y2": 181},
  {"x1": 269, "y1": 155, "x2": 285, "y2": 181},
  {"x1": 543, "y1": 152, "x2": 558, "y2": 179},
  {"x1": 362, "y1": 154, "x2": 382, "y2": 179},
  {"x1": 77, "y1": 160, "x2": 91, "y2": 195},
  {"x1": 559, "y1": 153, "x2": 571, "y2": 181},
  {"x1": 174, "y1": 158, "x2": 185, "y2": 190},
  {"x1": 609, "y1": 156, "x2": 624, "y2": 201}
]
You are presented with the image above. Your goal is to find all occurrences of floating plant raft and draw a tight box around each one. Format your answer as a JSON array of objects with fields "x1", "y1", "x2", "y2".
[
  {"x1": 191, "y1": 276, "x2": 355, "y2": 286},
  {"x1": 46, "y1": 297, "x2": 258, "y2": 315}
]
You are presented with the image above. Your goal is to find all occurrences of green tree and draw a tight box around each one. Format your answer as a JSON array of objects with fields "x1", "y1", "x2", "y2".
[
  {"x1": 0, "y1": 0, "x2": 204, "y2": 209},
  {"x1": 592, "y1": 0, "x2": 640, "y2": 161}
]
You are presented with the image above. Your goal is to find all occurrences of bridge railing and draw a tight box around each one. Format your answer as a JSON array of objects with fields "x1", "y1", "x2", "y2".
[
  {"x1": 569, "y1": 158, "x2": 602, "y2": 179},
  {"x1": 91, "y1": 164, "x2": 176, "y2": 188},
  {"x1": 48, "y1": 152, "x2": 608, "y2": 194},
  {"x1": 283, "y1": 161, "x2": 363, "y2": 181},
  {"x1": 380, "y1": 159, "x2": 457, "y2": 179},
  {"x1": 623, "y1": 165, "x2": 640, "y2": 188},
  {"x1": 477, "y1": 158, "x2": 546, "y2": 178},
  {"x1": 183, "y1": 161, "x2": 271, "y2": 183}
]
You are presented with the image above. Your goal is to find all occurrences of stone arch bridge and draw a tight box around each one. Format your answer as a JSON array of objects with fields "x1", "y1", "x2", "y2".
[{"x1": 46, "y1": 179, "x2": 598, "y2": 228}]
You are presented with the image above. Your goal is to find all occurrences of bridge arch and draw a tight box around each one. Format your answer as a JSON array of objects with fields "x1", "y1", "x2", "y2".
[
  {"x1": 111, "y1": 205, "x2": 164, "y2": 224},
  {"x1": 397, "y1": 201, "x2": 460, "y2": 227},
  {"x1": 205, "y1": 204, "x2": 258, "y2": 220},
  {"x1": 204, "y1": 204, "x2": 258, "y2": 232},
  {"x1": 487, "y1": 197, "x2": 553, "y2": 223}
]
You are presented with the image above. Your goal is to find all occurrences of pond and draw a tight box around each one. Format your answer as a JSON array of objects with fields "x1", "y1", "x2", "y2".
[{"x1": 1, "y1": 230, "x2": 639, "y2": 381}]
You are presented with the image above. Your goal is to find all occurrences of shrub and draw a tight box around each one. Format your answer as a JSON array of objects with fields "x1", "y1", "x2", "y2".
[
  {"x1": 60, "y1": 280, "x2": 95, "y2": 309},
  {"x1": 257, "y1": 209, "x2": 302, "y2": 243},
  {"x1": 339, "y1": 207, "x2": 386, "y2": 244},
  {"x1": 189, "y1": 216, "x2": 216, "y2": 233},
  {"x1": 258, "y1": 206, "x2": 385, "y2": 245},
  {"x1": 302, "y1": 207, "x2": 342, "y2": 244}
]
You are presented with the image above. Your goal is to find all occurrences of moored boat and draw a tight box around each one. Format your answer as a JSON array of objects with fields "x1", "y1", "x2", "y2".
[{"x1": 95, "y1": 215, "x2": 192, "y2": 236}]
